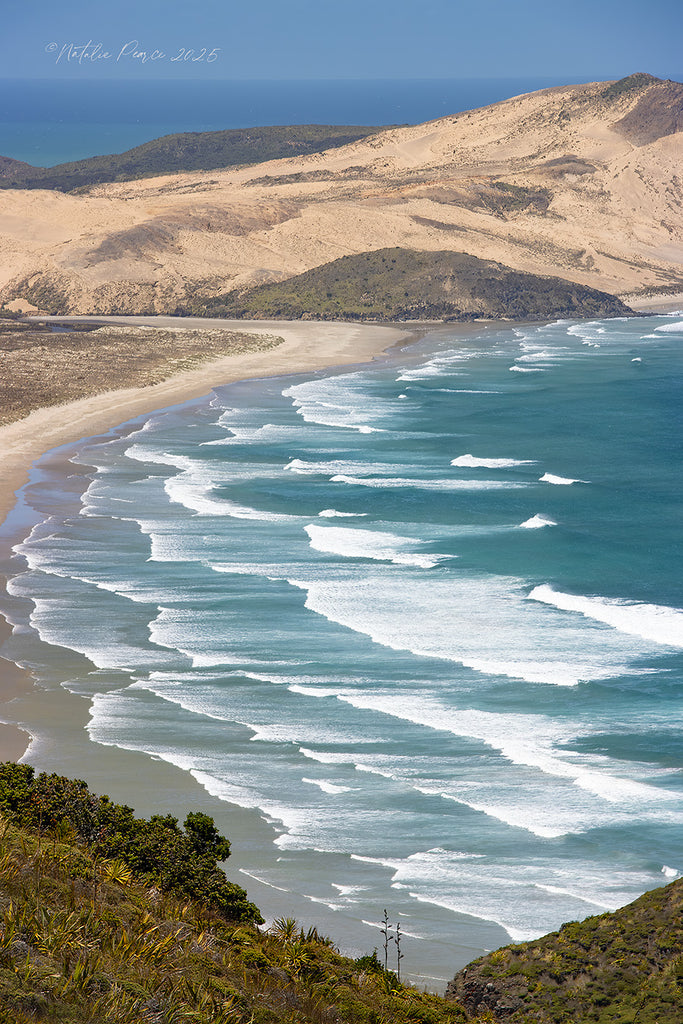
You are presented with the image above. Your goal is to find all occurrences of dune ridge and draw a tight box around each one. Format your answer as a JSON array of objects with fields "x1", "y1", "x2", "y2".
[{"x1": 1, "y1": 74, "x2": 681, "y2": 315}]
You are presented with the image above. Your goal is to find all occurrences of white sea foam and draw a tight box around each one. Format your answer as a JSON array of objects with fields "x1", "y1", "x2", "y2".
[
  {"x1": 283, "y1": 375, "x2": 393, "y2": 432},
  {"x1": 323, "y1": 691, "x2": 673, "y2": 809},
  {"x1": 283, "y1": 458, "x2": 404, "y2": 477},
  {"x1": 202, "y1": 423, "x2": 302, "y2": 446},
  {"x1": 238, "y1": 870, "x2": 291, "y2": 893},
  {"x1": 305, "y1": 524, "x2": 445, "y2": 568},
  {"x1": 332, "y1": 883, "x2": 368, "y2": 896},
  {"x1": 286, "y1": 571, "x2": 655, "y2": 687},
  {"x1": 509, "y1": 365, "x2": 544, "y2": 373},
  {"x1": 519, "y1": 514, "x2": 557, "y2": 528},
  {"x1": 528, "y1": 585, "x2": 683, "y2": 648},
  {"x1": 451, "y1": 454, "x2": 535, "y2": 469},
  {"x1": 317, "y1": 509, "x2": 367, "y2": 518},
  {"x1": 302, "y1": 778, "x2": 354, "y2": 794},
  {"x1": 125, "y1": 443, "x2": 301, "y2": 522},
  {"x1": 300, "y1": 747, "x2": 352, "y2": 765},
  {"x1": 396, "y1": 352, "x2": 477, "y2": 381},
  {"x1": 331, "y1": 474, "x2": 526, "y2": 491},
  {"x1": 654, "y1": 321, "x2": 683, "y2": 333},
  {"x1": 354, "y1": 848, "x2": 655, "y2": 942},
  {"x1": 539, "y1": 473, "x2": 586, "y2": 485}
]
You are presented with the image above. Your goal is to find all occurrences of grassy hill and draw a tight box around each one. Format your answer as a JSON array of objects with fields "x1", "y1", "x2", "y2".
[
  {"x1": 193, "y1": 248, "x2": 634, "y2": 322},
  {"x1": 0, "y1": 125, "x2": 385, "y2": 193},
  {"x1": 0, "y1": 761, "x2": 681, "y2": 1023},
  {"x1": 446, "y1": 880, "x2": 683, "y2": 1023},
  {"x1": 0, "y1": 762, "x2": 466, "y2": 1024}
]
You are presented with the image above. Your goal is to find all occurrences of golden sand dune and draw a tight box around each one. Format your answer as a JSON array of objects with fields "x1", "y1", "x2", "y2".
[{"x1": 1, "y1": 74, "x2": 681, "y2": 315}]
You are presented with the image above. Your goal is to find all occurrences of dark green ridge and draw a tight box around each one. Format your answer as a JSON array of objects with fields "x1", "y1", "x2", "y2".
[
  {"x1": 191, "y1": 248, "x2": 633, "y2": 322},
  {"x1": 0, "y1": 124, "x2": 389, "y2": 193}
]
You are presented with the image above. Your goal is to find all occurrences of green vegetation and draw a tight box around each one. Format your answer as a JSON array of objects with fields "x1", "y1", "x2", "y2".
[
  {"x1": 192, "y1": 248, "x2": 633, "y2": 322},
  {"x1": 0, "y1": 765, "x2": 471, "y2": 1019},
  {"x1": 0, "y1": 762, "x2": 470, "y2": 1023},
  {"x1": 601, "y1": 73, "x2": 658, "y2": 101},
  {"x1": 2, "y1": 762, "x2": 681, "y2": 1023},
  {"x1": 0, "y1": 125, "x2": 385, "y2": 193},
  {"x1": 446, "y1": 878, "x2": 683, "y2": 1022},
  {"x1": 0, "y1": 763, "x2": 260, "y2": 924}
]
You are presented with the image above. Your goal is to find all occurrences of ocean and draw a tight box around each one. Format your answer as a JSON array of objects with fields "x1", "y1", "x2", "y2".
[
  {"x1": 1, "y1": 76, "x2": 596, "y2": 166},
  {"x1": 1, "y1": 313, "x2": 682, "y2": 987}
]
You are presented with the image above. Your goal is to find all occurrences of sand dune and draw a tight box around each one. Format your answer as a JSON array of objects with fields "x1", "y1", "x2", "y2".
[{"x1": 1, "y1": 75, "x2": 681, "y2": 315}]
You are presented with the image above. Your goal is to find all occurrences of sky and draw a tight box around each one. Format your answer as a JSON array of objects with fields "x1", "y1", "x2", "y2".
[{"x1": 2, "y1": 0, "x2": 681, "y2": 82}]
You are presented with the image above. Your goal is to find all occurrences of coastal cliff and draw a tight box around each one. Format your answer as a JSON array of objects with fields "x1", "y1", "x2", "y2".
[{"x1": 0, "y1": 763, "x2": 682, "y2": 1023}]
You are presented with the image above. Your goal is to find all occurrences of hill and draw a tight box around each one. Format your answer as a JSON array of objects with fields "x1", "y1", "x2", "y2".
[
  {"x1": 0, "y1": 761, "x2": 682, "y2": 1023},
  {"x1": 0, "y1": 125, "x2": 386, "y2": 193},
  {"x1": 0, "y1": 155, "x2": 33, "y2": 180},
  {"x1": 195, "y1": 247, "x2": 633, "y2": 321},
  {"x1": 446, "y1": 878, "x2": 683, "y2": 1023},
  {"x1": 0, "y1": 762, "x2": 466, "y2": 1024},
  {"x1": 0, "y1": 73, "x2": 681, "y2": 316}
]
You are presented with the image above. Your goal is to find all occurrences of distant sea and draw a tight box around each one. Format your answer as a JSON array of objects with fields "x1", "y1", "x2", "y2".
[
  {"x1": 2, "y1": 314, "x2": 683, "y2": 986},
  {"x1": 1, "y1": 76, "x2": 599, "y2": 166}
]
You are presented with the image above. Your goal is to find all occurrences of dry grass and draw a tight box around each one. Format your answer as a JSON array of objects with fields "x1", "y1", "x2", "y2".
[{"x1": 0, "y1": 319, "x2": 282, "y2": 426}]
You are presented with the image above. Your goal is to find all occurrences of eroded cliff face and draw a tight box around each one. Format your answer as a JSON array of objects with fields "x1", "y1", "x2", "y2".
[
  {"x1": 1, "y1": 74, "x2": 682, "y2": 316},
  {"x1": 445, "y1": 876, "x2": 683, "y2": 1023}
]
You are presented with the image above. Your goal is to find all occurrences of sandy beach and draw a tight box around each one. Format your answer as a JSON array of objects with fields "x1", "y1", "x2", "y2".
[
  {"x1": 0, "y1": 307, "x2": 680, "y2": 988},
  {"x1": 0, "y1": 317, "x2": 412, "y2": 762},
  {"x1": 626, "y1": 293, "x2": 683, "y2": 313},
  {"x1": 0, "y1": 317, "x2": 412, "y2": 525}
]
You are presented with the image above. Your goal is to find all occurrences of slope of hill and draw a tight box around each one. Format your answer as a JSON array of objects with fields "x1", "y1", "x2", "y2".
[
  {"x1": 0, "y1": 762, "x2": 467, "y2": 1024},
  {"x1": 0, "y1": 124, "x2": 386, "y2": 193},
  {"x1": 0, "y1": 73, "x2": 681, "y2": 316},
  {"x1": 196, "y1": 247, "x2": 633, "y2": 321},
  {"x1": 0, "y1": 155, "x2": 33, "y2": 180},
  {"x1": 0, "y1": 762, "x2": 682, "y2": 1023},
  {"x1": 446, "y1": 877, "x2": 683, "y2": 1023}
]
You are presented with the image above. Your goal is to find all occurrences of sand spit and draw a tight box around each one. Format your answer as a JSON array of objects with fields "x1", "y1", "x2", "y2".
[{"x1": 0, "y1": 317, "x2": 410, "y2": 524}]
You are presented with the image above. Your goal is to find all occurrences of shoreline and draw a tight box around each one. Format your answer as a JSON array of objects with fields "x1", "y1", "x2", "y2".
[
  {"x1": 0, "y1": 317, "x2": 415, "y2": 764},
  {"x1": 0, "y1": 308, "x2": 677, "y2": 987},
  {"x1": 0, "y1": 313, "x2": 489, "y2": 988},
  {"x1": 0, "y1": 303, "x2": 677, "y2": 762},
  {"x1": 0, "y1": 317, "x2": 415, "y2": 527}
]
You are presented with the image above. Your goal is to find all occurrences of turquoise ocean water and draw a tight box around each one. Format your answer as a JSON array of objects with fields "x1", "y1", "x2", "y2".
[{"x1": 2, "y1": 314, "x2": 683, "y2": 983}]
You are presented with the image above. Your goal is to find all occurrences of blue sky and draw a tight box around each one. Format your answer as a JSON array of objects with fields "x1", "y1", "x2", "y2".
[{"x1": 2, "y1": 0, "x2": 681, "y2": 81}]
